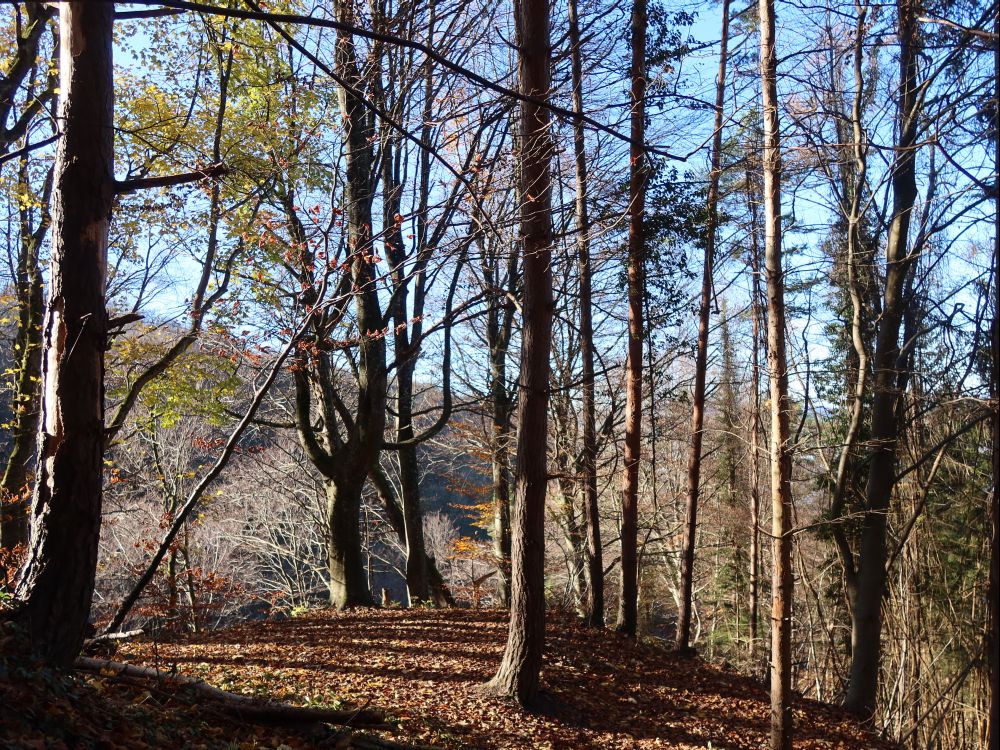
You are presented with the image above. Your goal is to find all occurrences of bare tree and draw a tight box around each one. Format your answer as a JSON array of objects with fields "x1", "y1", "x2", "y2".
[
  {"x1": 618, "y1": 0, "x2": 647, "y2": 638},
  {"x1": 485, "y1": 0, "x2": 553, "y2": 705},
  {"x1": 758, "y1": 0, "x2": 794, "y2": 744},
  {"x1": 676, "y1": 0, "x2": 731, "y2": 652}
]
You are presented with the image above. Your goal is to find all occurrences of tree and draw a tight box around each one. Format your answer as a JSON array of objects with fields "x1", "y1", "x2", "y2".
[
  {"x1": 0, "y1": 1, "x2": 55, "y2": 558},
  {"x1": 567, "y1": 0, "x2": 604, "y2": 629},
  {"x1": 12, "y1": 1, "x2": 115, "y2": 666},
  {"x1": 485, "y1": 0, "x2": 553, "y2": 704},
  {"x1": 618, "y1": 0, "x2": 647, "y2": 639},
  {"x1": 676, "y1": 0, "x2": 731, "y2": 652},
  {"x1": 757, "y1": 0, "x2": 794, "y2": 744}
]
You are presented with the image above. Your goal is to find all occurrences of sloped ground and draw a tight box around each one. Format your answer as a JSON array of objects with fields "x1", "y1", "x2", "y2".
[{"x1": 109, "y1": 608, "x2": 896, "y2": 750}]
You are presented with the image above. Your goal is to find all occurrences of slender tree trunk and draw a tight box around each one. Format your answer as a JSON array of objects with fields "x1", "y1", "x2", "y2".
[
  {"x1": 676, "y1": 0, "x2": 730, "y2": 651},
  {"x1": 368, "y1": 464, "x2": 455, "y2": 606},
  {"x1": 748, "y1": 179, "x2": 764, "y2": 661},
  {"x1": 567, "y1": 0, "x2": 604, "y2": 629},
  {"x1": 988, "y1": 13, "x2": 998, "y2": 746},
  {"x1": 618, "y1": 0, "x2": 647, "y2": 638},
  {"x1": 758, "y1": 0, "x2": 794, "y2": 745},
  {"x1": 12, "y1": 1, "x2": 114, "y2": 667},
  {"x1": 844, "y1": 0, "x2": 921, "y2": 722},
  {"x1": 485, "y1": 0, "x2": 553, "y2": 705},
  {"x1": 0, "y1": 165, "x2": 47, "y2": 557}
]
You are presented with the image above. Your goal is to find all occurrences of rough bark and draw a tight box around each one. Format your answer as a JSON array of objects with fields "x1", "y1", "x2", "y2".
[
  {"x1": 844, "y1": 0, "x2": 921, "y2": 722},
  {"x1": 758, "y1": 0, "x2": 794, "y2": 745},
  {"x1": 567, "y1": 0, "x2": 604, "y2": 630},
  {"x1": 12, "y1": 1, "x2": 115, "y2": 667},
  {"x1": 676, "y1": 0, "x2": 730, "y2": 651},
  {"x1": 618, "y1": 0, "x2": 647, "y2": 638},
  {"x1": 485, "y1": 0, "x2": 553, "y2": 705}
]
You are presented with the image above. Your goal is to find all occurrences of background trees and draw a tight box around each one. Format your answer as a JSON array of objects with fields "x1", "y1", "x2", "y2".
[{"x1": 0, "y1": 0, "x2": 994, "y2": 746}]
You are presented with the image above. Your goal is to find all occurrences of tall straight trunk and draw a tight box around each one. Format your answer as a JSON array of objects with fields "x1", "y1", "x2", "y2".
[
  {"x1": 747, "y1": 167, "x2": 764, "y2": 659},
  {"x1": 13, "y1": 2, "x2": 114, "y2": 667},
  {"x1": 676, "y1": 0, "x2": 730, "y2": 651},
  {"x1": 618, "y1": 0, "x2": 647, "y2": 638},
  {"x1": 988, "y1": 13, "x2": 998, "y2": 748},
  {"x1": 567, "y1": 0, "x2": 604, "y2": 629},
  {"x1": 0, "y1": 164, "x2": 48, "y2": 557},
  {"x1": 382, "y1": 141, "x2": 431, "y2": 605},
  {"x1": 486, "y1": 0, "x2": 553, "y2": 705},
  {"x1": 844, "y1": 0, "x2": 921, "y2": 722},
  {"x1": 758, "y1": 0, "x2": 794, "y2": 745}
]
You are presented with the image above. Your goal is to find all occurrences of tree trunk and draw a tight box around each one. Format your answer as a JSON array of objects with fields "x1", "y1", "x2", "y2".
[
  {"x1": 618, "y1": 0, "x2": 647, "y2": 638},
  {"x1": 758, "y1": 0, "x2": 794, "y2": 745},
  {"x1": 368, "y1": 464, "x2": 454, "y2": 607},
  {"x1": 325, "y1": 477, "x2": 374, "y2": 609},
  {"x1": 12, "y1": 1, "x2": 114, "y2": 667},
  {"x1": 747, "y1": 166, "x2": 764, "y2": 661},
  {"x1": 844, "y1": 0, "x2": 921, "y2": 723},
  {"x1": 0, "y1": 164, "x2": 47, "y2": 556},
  {"x1": 676, "y1": 0, "x2": 730, "y2": 651},
  {"x1": 485, "y1": 0, "x2": 553, "y2": 705},
  {"x1": 567, "y1": 0, "x2": 604, "y2": 630}
]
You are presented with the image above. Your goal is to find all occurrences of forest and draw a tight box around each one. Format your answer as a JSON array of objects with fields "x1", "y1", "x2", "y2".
[{"x1": 0, "y1": 0, "x2": 996, "y2": 749}]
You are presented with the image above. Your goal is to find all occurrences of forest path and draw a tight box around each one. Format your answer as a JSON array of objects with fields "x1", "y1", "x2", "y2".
[{"x1": 112, "y1": 608, "x2": 895, "y2": 750}]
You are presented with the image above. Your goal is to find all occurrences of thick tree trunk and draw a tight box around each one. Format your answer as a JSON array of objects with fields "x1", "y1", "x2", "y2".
[
  {"x1": 567, "y1": 0, "x2": 604, "y2": 630},
  {"x1": 758, "y1": 0, "x2": 794, "y2": 745},
  {"x1": 485, "y1": 0, "x2": 553, "y2": 705},
  {"x1": 844, "y1": 0, "x2": 921, "y2": 723},
  {"x1": 676, "y1": 0, "x2": 730, "y2": 651},
  {"x1": 325, "y1": 478, "x2": 374, "y2": 609},
  {"x1": 618, "y1": 0, "x2": 647, "y2": 638},
  {"x1": 13, "y1": 1, "x2": 114, "y2": 667}
]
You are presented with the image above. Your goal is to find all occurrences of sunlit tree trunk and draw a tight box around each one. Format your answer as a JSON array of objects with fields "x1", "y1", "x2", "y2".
[
  {"x1": 486, "y1": 0, "x2": 553, "y2": 704},
  {"x1": 758, "y1": 0, "x2": 794, "y2": 744},
  {"x1": 618, "y1": 0, "x2": 647, "y2": 638},
  {"x1": 13, "y1": 1, "x2": 114, "y2": 667}
]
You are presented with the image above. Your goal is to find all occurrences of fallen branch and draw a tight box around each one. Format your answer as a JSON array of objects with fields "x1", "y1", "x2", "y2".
[
  {"x1": 75, "y1": 657, "x2": 391, "y2": 729},
  {"x1": 83, "y1": 629, "x2": 145, "y2": 647}
]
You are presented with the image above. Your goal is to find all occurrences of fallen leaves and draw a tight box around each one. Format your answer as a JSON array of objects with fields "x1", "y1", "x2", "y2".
[{"x1": 110, "y1": 608, "x2": 895, "y2": 750}]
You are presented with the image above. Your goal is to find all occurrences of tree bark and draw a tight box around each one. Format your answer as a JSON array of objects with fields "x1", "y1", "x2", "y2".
[
  {"x1": 485, "y1": 0, "x2": 553, "y2": 705},
  {"x1": 758, "y1": 0, "x2": 794, "y2": 745},
  {"x1": 0, "y1": 161, "x2": 49, "y2": 557},
  {"x1": 746, "y1": 160, "x2": 764, "y2": 662},
  {"x1": 844, "y1": 0, "x2": 921, "y2": 722},
  {"x1": 618, "y1": 0, "x2": 647, "y2": 638},
  {"x1": 567, "y1": 0, "x2": 604, "y2": 630},
  {"x1": 325, "y1": 477, "x2": 374, "y2": 608},
  {"x1": 676, "y1": 0, "x2": 730, "y2": 651},
  {"x1": 12, "y1": 1, "x2": 115, "y2": 667}
]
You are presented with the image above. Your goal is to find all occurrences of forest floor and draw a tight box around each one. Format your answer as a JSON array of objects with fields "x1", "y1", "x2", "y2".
[{"x1": 2, "y1": 608, "x2": 897, "y2": 749}]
